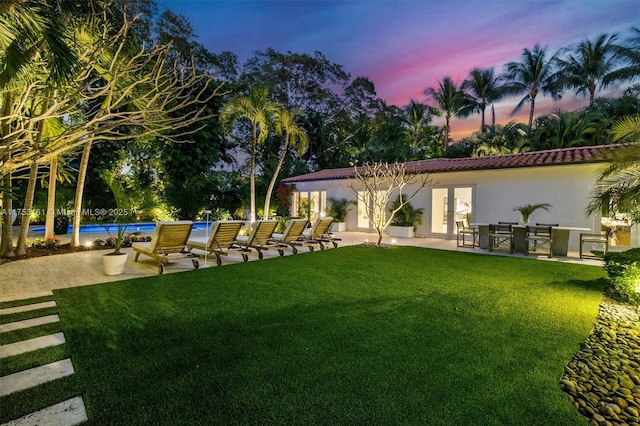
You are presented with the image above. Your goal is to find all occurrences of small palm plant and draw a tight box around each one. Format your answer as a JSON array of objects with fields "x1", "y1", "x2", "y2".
[
  {"x1": 390, "y1": 196, "x2": 424, "y2": 230},
  {"x1": 327, "y1": 198, "x2": 354, "y2": 222},
  {"x1": 513, "y1": 203, "x2": 551, "y2": 224}
]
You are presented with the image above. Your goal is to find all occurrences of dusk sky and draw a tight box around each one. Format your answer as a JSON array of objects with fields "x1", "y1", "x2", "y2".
[{"x1": 160, "y1": 0, "x2": 639, "y2": 138}]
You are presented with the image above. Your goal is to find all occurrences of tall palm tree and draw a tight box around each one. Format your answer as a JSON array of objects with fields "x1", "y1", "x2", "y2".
[
  {"x1": 220, "y1": 87, "x2": 280, "y2": 222},
  {"x1": 556, "y1": 33, "x2": 623, "y2": 107},
  {"x1": 263, "y1": 108, "x2": 308, "y2": 218},
  {"x1": 424, "y1": 77, "x2": 473, "y2": 150},
  {"x1": 504, "y1": 45, "x2": 561, "y2": 132},
  {"x1": 462, "y1": 67, "x2": 506, "y2": 131}
]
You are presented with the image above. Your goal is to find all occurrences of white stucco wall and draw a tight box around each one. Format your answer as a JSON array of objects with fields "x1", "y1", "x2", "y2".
[{"x1": 289, "y1": 162, "x2": 609, "y2": 251}]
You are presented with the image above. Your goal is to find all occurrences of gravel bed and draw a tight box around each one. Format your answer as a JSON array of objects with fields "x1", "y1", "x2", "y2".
[{"x1": 561, "y1": 288, "x2": 640, "y2": 425}]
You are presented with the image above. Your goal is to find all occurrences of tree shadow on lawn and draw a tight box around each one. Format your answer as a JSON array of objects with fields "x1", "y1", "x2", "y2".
[{"x1": 549, "y1": 278, "x2": 608, "y2": 294}]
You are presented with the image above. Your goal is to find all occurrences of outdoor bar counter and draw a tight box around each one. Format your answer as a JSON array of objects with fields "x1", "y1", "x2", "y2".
[{"x1": 474, "y1": 224, "x2": 591, "y2": 256}]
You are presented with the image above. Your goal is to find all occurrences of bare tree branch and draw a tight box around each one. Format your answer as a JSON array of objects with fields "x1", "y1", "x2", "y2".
[{"x1": 348, "y1": 161, "x2": 433, "y2": 245}]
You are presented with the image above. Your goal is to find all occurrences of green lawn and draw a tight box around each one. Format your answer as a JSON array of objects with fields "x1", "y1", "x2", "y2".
[{"x1": 1, "y1": 247, "x2": 606, "y2": 425}]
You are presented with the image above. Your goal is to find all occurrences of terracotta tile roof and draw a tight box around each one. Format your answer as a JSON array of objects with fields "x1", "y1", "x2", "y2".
[{"x1": 281, "y1": 144, "x2": 617, "y2": 183}]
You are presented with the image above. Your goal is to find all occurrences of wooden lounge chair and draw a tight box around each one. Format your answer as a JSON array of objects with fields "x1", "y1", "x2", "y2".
[
  {"x1": 132, "y1": 221, "x2": 195, "y2": 274},
  {"x1": 187, "y1": 220, "x2": 245, "y2": 266},
  {"x1": 235, "y1": 219, "x2": 279, "y2": 259},
  {"x1": 269, "y1": 218, "x2": 309, "y2": 256},
  {"x1": 300, "y1": 216, "x2": 340, "y2": 250}
]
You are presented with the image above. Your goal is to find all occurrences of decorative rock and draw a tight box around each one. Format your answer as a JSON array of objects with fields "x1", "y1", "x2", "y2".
[
  {"x1": 614, "y1": 397, "x2": 628, "y2": 409},
  {"x1": 560, "y1": 296, "x2": 640, "y2": 426}
]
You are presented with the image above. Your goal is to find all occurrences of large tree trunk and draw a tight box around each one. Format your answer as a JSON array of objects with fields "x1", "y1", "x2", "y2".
[
  {"x1": 444, "y1": 116, "x2": 451, "y2": 152},
  {"x1": 528, "y1": 97, "x2": 536, "y2": 133},
  {"x1": 249, "y1": 127, "x2": 257, "y2": 223},
  {"x1": 263, "y1": 137, "x2": 289, "y2": 219},
  {"x1": 44, "y1": 156, "x2": 57, "y2": 240},
  {"x1": 70, "y1": 140, "x2": 92, "y2": 247},
  {"x1": 15, "y1": 161, "x2": 38, "y2": 255},
  {"x1": 17, "y1": 89, "x2": 50, "y2": 254},
  {"x1": 0, "y1": 168, "x2": 15, "y2": 257},
  {"x1": 491, "y1": 105, "x2": 496, "y2": 129},
  {"x1": 0, "y1": 92, "x2": 15, "y2": 257}
]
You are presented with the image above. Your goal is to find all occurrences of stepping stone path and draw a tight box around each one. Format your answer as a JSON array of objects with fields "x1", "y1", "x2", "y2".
[{"x1": 0, "y1": 292, "x2": 87, "y2": 426}]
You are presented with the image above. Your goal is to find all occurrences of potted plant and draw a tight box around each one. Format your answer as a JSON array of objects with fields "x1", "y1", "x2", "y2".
[
  {"x1": 101, "y1": 171, "x2": 133, "y2": 276},
  {"x1": 513, "y1": 203, "x2": 551, "y2": 225},
  {"x1": 387, "y1": 197, "x2": 424, "y2": 238},
  {"x1": 327, "y1": 198, "x2": 353, "y2": 232},
  {"x1": 54, "y1": 214, "x2": 70, "y2": 235}
]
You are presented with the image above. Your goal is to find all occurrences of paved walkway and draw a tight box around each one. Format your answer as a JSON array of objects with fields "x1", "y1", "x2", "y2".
[
  {"x1": 1, "y1": 293, "x2": 88, "y2": 426},
  {"x1": 1, "y1": 227, "x2": 603, "y2": 300}
]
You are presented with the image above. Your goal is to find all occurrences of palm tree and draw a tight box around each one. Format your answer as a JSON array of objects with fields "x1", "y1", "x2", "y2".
[
  {"x1": 462, "y1": 67, "x2": 506, "y2": 131},
  {"x1": 585, "y1": 116, "x2": 640, "y2": 222},
  {"x1": 504, "y1": 45, "x2": 561, "y2": 132},
  {"x1": 604, "y1": 27, "x2": 640, "y2": 88},
  {"x1": 402, "y1": 99, "x2": 438, "y2": 156},
  {"x1": 556, "y1": 33, "x2": 623, "y2": 107},
  {"x1": 220, "y1": 87, "x2": 280, "y2": 222},
  {"x1": 472, "y1": 121, "x2": 528, "y2": 156},
  {"x1": 0, "y1": 0, "x2": 82, "y2": 257},
  {"x1": 263, "y1": 108, "x2": 308, "y2": 218},
  {"x1": 424, "y1": 77, "x2": 474, "y2": 150}
]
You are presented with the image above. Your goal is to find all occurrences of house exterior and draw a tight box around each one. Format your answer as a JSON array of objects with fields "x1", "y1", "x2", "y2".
[{"x1": 281, "y1": 144, "x2": 635, "y2": 251}]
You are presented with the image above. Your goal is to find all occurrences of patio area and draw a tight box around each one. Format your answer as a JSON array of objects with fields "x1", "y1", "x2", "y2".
[{"x1": 0, "y1": 226, "x2": 604, "y2": 301}]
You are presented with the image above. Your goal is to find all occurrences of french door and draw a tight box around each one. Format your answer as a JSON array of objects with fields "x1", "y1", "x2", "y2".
[
  {"x1": 430, "y1": 186, "x2": 474, "y2": 236},
  {"x1": 357, "y1": 191, "x2": 384, "y2": 230}
]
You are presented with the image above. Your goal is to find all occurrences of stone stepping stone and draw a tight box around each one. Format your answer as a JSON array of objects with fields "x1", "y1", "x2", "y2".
[
  {"x1": 3, "y1": 396, "x2": 87, "y2": 426},
  {"x1": 0, "y1": 358, "x2": 74, "y2": 397},
  {"x1": 0, "y1": 301, "x2": 57, "y2": 316},
  {"x1": 0, "y1": 332, "x2": 66, "y2": 359},
  {"x1": 0, "y1": 314, "x2": 59, "y2": 334},
  {"x1": 0, "y1": 291, "x2": 53, "y2": 304}
]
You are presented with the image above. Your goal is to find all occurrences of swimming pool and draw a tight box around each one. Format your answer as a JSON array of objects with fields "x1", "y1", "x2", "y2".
[{"x1": 30, "y1": 222, "x2": 211, "y2": 234}]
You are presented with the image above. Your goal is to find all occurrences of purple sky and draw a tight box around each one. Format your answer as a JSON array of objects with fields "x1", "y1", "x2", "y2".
[{"x1": 160, "y1": 0, "x2": 639, "y2": 137}]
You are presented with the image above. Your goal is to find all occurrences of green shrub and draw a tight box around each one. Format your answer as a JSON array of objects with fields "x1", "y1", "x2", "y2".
[
  {"x1": 603, "y1": 248, "x2": 640, "y2": 304},
  {"x1": 30, "y1": 237, "x2": 62, "y2": 249}
]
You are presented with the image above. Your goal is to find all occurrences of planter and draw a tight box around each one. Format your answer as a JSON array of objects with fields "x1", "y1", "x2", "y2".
[
  {"x1": 103, "y1": 252, "x2": 128, "y2": 276},
  {"x1": 387, "y1": 225, "x2": 415, "y2": 238},
  {"x1": 331, "y1": 222, "x2": 346, "y2": 232},
  {"x1": 54, "y1": 215, "x2": 70, "y2": 235}
]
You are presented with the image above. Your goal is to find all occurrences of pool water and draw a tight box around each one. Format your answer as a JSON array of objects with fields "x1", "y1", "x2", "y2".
[{"x1": 30, "y1": 222, "x2": 210, "y2": 234}]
